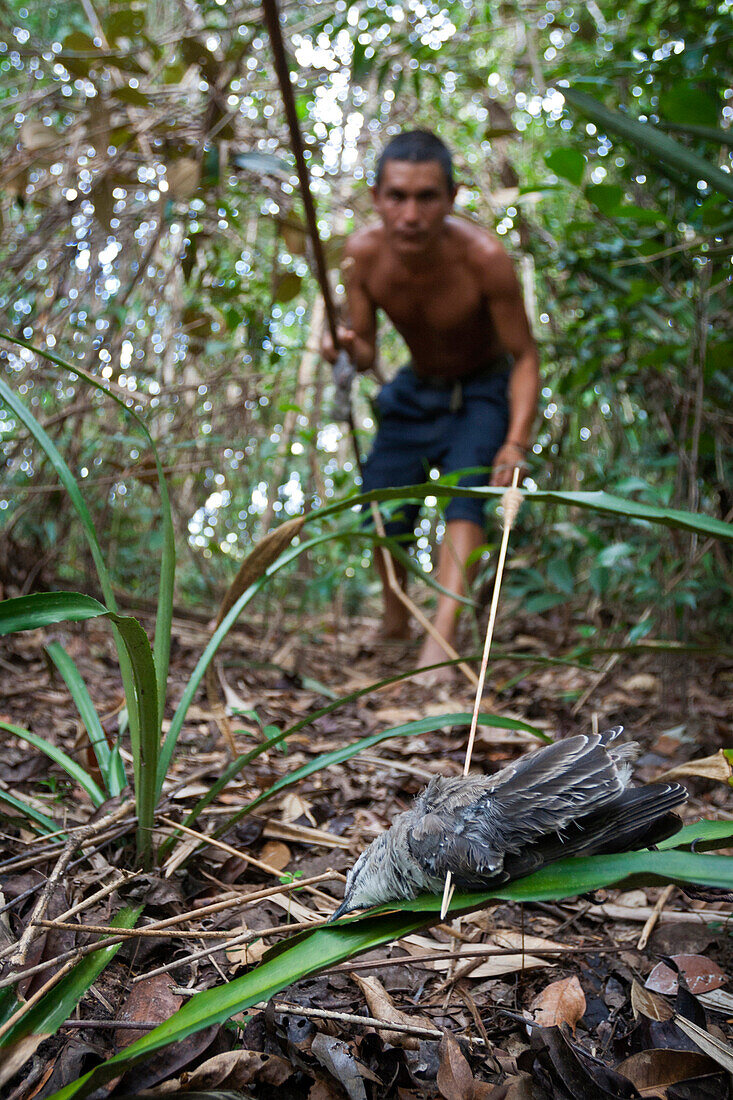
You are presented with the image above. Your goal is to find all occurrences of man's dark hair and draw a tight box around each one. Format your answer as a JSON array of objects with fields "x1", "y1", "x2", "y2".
[{"x1": 375, "y1": 130, "x2": 455, "y2": 192}]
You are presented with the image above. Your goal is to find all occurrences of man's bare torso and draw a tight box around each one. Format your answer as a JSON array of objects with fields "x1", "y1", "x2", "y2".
[{"x1": 349, "y1": 217, "x2": 508, "y2": 381}]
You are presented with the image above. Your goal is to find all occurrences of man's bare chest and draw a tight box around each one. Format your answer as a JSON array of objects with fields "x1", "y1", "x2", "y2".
[{"x1": 366, "y1": 266, "x2": 488, "y2": 335}]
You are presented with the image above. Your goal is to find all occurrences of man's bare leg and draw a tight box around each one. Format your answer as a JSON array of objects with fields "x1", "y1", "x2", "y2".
[
  {"x1": 375, "y1": 547, "x2": 411, "y2": 639},
  {"x1": 416, "y1": 519, "x2": 485, "y2": 678}
]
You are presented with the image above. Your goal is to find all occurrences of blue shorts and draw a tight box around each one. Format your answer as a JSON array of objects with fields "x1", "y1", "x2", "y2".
[{"x1": 361, "y1": 360, "x2": 510, "y2": 538}]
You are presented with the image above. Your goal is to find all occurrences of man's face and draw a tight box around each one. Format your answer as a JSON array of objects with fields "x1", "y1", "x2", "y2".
[{"x1": 372, "y1": 160, "x2": 455, "y2": 255}]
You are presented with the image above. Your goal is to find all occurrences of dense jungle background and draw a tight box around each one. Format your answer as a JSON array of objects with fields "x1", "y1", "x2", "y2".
[{"x1": 0, "y1": 0, "x2": 732, "y2": 1097}]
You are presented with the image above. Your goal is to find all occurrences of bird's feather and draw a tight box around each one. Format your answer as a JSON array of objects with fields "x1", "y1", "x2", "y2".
[{"x1": 331, "y1": 727, "x2": 688, "y2": 919}]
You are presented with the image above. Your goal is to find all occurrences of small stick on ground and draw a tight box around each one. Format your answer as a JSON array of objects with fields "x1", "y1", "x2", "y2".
[
  {"x1": 0, "y1": 873, "x2": 339, "y2": 993},
  {"x1": 637, "y1": 883, "x2": 676, "y2": 950},
  {"x1": 7, "y1": 800, "x2": 134, "y2": 969}
]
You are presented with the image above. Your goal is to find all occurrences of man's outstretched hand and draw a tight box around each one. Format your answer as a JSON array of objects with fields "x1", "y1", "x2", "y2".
[{"x1": 490, "y1": 441, "x2": 529, "y2": 487}]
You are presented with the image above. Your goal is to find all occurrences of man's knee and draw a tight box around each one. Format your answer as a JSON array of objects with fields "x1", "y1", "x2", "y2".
[{"x1": 444, "y1": 497, "x2": 486, "y2": 528}]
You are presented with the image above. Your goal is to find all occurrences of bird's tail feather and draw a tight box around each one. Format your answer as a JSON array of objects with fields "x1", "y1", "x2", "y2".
[{"x1": 501, "y1": 782, "x2": 686, "y2": 879}]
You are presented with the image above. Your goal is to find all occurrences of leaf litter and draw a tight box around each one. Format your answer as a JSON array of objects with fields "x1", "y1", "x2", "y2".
[{"x1": 0, "y1": 606, "x2": 732, "y2": 1098}]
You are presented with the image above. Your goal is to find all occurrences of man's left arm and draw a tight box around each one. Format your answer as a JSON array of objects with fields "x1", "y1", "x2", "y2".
[{"x1": 482, "y1": 246, "x2": 540, "y2": 487}]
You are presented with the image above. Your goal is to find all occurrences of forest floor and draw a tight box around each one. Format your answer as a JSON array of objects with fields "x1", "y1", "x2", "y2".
[{"x1": 1, "y1": 598, "x2": 733, "y2": 1099}]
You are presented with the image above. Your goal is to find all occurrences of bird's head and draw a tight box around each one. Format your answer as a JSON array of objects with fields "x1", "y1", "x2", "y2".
[{"x1": 328, "y1": 832, "x2": 405, "y2": 922}]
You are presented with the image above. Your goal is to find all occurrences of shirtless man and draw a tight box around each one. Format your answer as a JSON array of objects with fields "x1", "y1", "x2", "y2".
[{"x1": 323, "y1": 131, "x2": 539, "y2": 676}]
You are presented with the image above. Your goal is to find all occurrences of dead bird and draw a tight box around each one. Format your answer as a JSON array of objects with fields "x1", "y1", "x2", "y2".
[{"x1": 330, "y1": 727, "x2": 686, "y2": 920}]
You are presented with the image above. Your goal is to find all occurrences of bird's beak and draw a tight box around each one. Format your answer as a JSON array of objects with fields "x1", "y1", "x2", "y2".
[{"x1": 328, "y1": 899, "x2": 350, "y2": 922}]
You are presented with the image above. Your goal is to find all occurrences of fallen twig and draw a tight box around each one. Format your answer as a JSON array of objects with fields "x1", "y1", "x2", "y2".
[
  {"x1": 637, "y1": 884, "x2": 676, "y2": 949},
  {"x1": 7, "y1": 801, "x2": 134, "y2": 969}
]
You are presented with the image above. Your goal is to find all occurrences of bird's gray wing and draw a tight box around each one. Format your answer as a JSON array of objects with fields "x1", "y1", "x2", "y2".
[{"x1": 408, "y1": 732, "x2": 635, "y2": 885}]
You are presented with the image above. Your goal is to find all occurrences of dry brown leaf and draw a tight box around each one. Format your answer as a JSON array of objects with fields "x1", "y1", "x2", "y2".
[
  {"x1": 399, "y1": 934, "x2": 552, "y2": 978},
  {"x1": 20, "y1": 120, "x2": 57, "y2": 151},
  {"x1": 166, "y1": 158, "x2": 200, "y2": 200},
  {"x1": 530, "y1": 975, "x2": 586, "y2": 1032},
  {"x1": 492, "y1": 930, "x2": 565, "y2": 952},
  {"x1": 616, "y1": 1048, "x2": 716, "y2": 1096},
  {"x1": 225, "y1": 924, "x2": 267, "y2": 968},
  {"x1": 114, "y1": 974, "x2": 183, "y2": 1049},
  {"x1": 674, "y1": 1015, "x2": 733, "y2": 1073},
  {"x1": 630, "y1": 979, "x2": 673, "y2": 1021},
  {"x1": 351, "y1": 973, "x2": 433, "y2": 1049},
  {"x1": 264, "y1": 891, "x2": 320, "y2": 923},
  {"x1": 657, "y1": 750, "x2": 733, "y2": 785},
  {"x1": 259, "y1": 840, "x2": 292, "y2": 871},
  {"x1": 621, "y1": 673, "x2": 660, "y2": 693},
  {"x1": 646, "y1": 954, "x2": 726, "y2": 996},
  {"x1": 436, "y1": 1033, "x2": 475, "y2": 1100},
  {"x1": 280, "y1": 792, "x2": 316, "y2": 825},
  {"x1": 262, "y1": 819, "x2": 351, "y2": 849},
  {"x1": 698, "y1": 988, "x2": 733, "y2": 1014},
  {"x1": 615, "y1": 889, "x2": 648, "y2": 908},
  {"x1": 154, "y1": 1048, "x2": 293, "y2": 1092}
]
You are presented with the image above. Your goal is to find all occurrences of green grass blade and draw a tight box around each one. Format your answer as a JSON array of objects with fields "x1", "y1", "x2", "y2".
[
  {"x1": 657, "y1": 820, "x2": 733, "y2": 850},
  {"x1": 315, "y1": 485, "x2": 733, "y2": 543},
  {"x1": 657, "y1": 121, "x2": 733, "y2": 145},
  {"x1": 562, "y1": 87, "x2": 733, "y2": 201},
  {"x1": 45, "y1": 642, "x2": 126, "y2": 797},
  {"x1": 0, "y1": 788, "x2": 59, "y2": 833},
  {"x1": 0, "y1": 377, "x2": 117, "y2": 610},
  {"x1": 212, "y1": 712, "x2": 547, "y2": 840},
  {"x1": 0, "y1": 720, "x2": 106, "y2": 809},
  {"x1": 109, "y1": 614, "x2": 159, "y2": 867},
  {"x1": 0, "y1": 596, "x2": 159, "y2": 859},
  {"x1": 157, "y1": 530, "x2": 342, "y2": 793},
  {"x1": 45, "y1": 847, "x2": 733, "y2": 1100},
  {"x1": 0, "y1": 592, "x2": 108, "y2": 635},
  {"x1": 1, "y1": 337, "x2": 175, "y2": 781}
]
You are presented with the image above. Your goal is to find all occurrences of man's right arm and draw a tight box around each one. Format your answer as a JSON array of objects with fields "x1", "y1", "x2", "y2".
[{"x1": 321, "y1": 236, "x2": 378, "y2": 373}]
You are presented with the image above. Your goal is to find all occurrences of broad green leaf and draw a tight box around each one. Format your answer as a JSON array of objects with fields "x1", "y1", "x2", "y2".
[
  {"x1": 562, "y1": 87, "x2": 733, "y2": 201},
  {"x1": 545, "y1": 148, "x2": 586, "y2": 186},
  {"x1": 111, "y1": 86, "x2": 151, "y2": 107},
  {"x1": 274, "y1": 272, "x2": 302, "y2": 302},
  {"x1": 45, "y1": 848, "x2": 733, "y2": 1100},
  {"x1": 585, "y1": 183, "x2": 623, "y2": 214},
  {"x1": 659, "y1": 84, "x2": 719, "y2": 129},
  {"x1": 658, "y1": 820, "x2": 733, "y2": 850},
  {"x1": 0, "y1": 720, "x2": 106, "y2": 808},
  {"x1": 0, "y1": 592, "x2": 108, "y2": 636}
]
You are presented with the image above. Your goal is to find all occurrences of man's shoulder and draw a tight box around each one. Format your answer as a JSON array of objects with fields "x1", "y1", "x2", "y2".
[
  {"x1": 344, "y1": 223, "x2": 385, "y2": 262},
  {"x1": 447, "y1": 218, "x2": 517, "y2": 292},
  {"x1": 447, "y1": 217, "x2": 508, "y2": 264}
]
